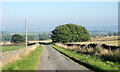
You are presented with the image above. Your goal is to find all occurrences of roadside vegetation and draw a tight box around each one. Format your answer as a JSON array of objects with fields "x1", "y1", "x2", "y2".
[
  {"x1": 1, "y1": 45, "x2": 25, "y2": 52},
  {"x1": 51, "y1": 44, "x2": 120, "y2": 71},
  {"x1": 55, "y1": 42, "x2": 120, "y2": 63},
  {"x1": 3, "y1": 45, "x2": 43, "y2": 70}
]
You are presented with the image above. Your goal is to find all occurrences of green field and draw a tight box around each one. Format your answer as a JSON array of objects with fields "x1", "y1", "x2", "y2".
[
  {"x1": 3, "y1": 44, "x2": 43, "y2": 70},
  {"x1": 51, "y1": 44, "x2": 120, "y2": 72},
  {"x1": 1, "y1": 45, "x2": 25, "y2": 52}
]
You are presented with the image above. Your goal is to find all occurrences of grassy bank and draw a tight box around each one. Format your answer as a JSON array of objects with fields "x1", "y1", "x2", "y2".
[
  {"x1": 51, "y1": 44, "x2": 120, "y2": 72},
  {"x1": 3, "y1": 44, "x2": 43, "y2": 70},
  {"x1": 55, "y1": 43, "x2": 120, "y2": 63},
  {"x1": 1, "y1": 45, "x2": 25, "y2": 52}
]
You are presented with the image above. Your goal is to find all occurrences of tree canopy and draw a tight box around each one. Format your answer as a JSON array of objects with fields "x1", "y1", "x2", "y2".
[
  {"x1": 11, "y1": 34, "x2": 25, "y2": 43},
  {"x1": 51, "y1": 24, "x2": 90, "y2": 43}
]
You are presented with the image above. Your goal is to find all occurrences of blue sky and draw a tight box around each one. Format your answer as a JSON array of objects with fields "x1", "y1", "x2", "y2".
[{"x1": 2, "y1": 2, "x2": 118, "y2": 32}]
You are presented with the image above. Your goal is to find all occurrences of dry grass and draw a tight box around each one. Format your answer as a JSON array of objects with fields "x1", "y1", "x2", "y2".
[
  {"x1": 28, "y1": 39, "x2": 52, "y2": 43},
  {"x1": 54, "y1": 36, "x2": 120, "y2": 63},
  {"x1": 91, "y1": 36, "x2": 118, "y2": 41},
  {"x1": 67, "y1": 36, "x2": 119, "y2": 46},
  {"x1": 68, "y1": 40, "x2": 118, "y2": 46},
  {"x1": 55, "y1": 43, "x2": 120, "y2": 62},
  {"x1": 0, "y1": 42, "x2": 12, "y2": 45}
]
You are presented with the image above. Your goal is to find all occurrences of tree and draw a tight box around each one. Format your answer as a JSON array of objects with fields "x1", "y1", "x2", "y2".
[
  {"x1": 113, "y1": 32, "x2": 118, "y2": 36},
  {"x1": 51, "y1": 24, "x2": 90, "y2": 43},
  {"x1": 39, "y1": 34, "x2": 47, "y2": 40},
  {"x1": 11, "y1": 34, "x2": 25, "y2": 43}
]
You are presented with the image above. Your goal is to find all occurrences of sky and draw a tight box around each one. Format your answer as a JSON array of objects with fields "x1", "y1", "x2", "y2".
[
  {"x1": 2, "y1": 2, "x2": 118, "y2": 32},
  {"x1": 1, "y1": 0, "x2": 119, "y2": 2}
]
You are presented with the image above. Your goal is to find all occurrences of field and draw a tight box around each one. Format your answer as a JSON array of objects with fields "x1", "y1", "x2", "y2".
[
  {"x1": 67, "y1": 36, "x2": 119, "y2": 46},
  {"x1": 1, "y1": 36, "x2": 119, "y2": 71},
  {"x1": 91, "y1": 36, "x2": 118, "y2": 41},
  {"x1": 0, "y1": 42, "x2": 12, "y2": 46},
  {"x1": 70, "y1": 40, "x2": 118, "y2": 46},
  {"x1": 3, "y1": 44, "x2": 43, "y2": 70},
  {"x1": 1, "y1": 45, "x2": 25, "y2": 52},
  {"x1": 28, "y1": 39, "x2": 52, "y2": 43},
  {"x1": 54, "y1": 36, "x2": 120, "y2": 68}
]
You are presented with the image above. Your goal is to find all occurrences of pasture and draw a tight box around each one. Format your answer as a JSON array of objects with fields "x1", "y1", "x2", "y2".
[
  {"x1": 54, "y1": 36, "x2": 120, "y2": 63},
  {"x1": 70, "y1": 40, "x2": 118, "y2": 46},
  {"x1": 1, "y1": 45, "x2": 25, "y2": 52},
  {"x1": 67, "y1": 36, "x2": 119, "y2": 46},
  {"x1": 28, "y1": 39, "x2": 52, "y2": 43}
]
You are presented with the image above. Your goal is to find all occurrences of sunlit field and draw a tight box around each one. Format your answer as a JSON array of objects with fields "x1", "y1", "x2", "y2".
[
  {"x1": 67, "y1": 36, "x2": 119, "y2": 46},
  {"x1": 54, "y1": 36, "x2": 120, "y2": 64},
  {"x1": 1, "y1": 45, "x2": 25, "y2": 52}
]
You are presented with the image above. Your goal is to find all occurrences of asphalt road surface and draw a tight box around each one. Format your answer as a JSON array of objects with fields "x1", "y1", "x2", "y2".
[{"x1": 39, "y1": 45, "x2": 90, "y2": 71}]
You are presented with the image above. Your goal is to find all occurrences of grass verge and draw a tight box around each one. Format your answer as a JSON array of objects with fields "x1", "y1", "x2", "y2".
[
  {"x1": 50, "y1": 44, "x2": 120, "y2": 72},
  {"x1": 1, "y1": 45, "x2": 25, "y2": 52},
  {"x1": 2, "y1": 44, "x2": 43, "y2": 70}
]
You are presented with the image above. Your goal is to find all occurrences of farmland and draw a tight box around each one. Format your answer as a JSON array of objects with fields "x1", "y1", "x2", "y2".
[
  {"x1": 1, "y1": 27, "x2": 119, "y2": 71},
  {"x1": 70, "y1": 40, "x2": 118, "y2": 46},
  {"x1": 1, "y1": 2, "x2": 118, "y2": 71},
  {"x1": 1, "y1": 35, "x2": 119, "y2": 71},
  {"x1": 52, "y1": 36, "x2": 120, "y2": 71},
  {"x1": 67, "y1": 36, "x2": 119, "y2": 46},
  {"x1": 1, "y1": 45, "x2": 25, "y2": 52}
]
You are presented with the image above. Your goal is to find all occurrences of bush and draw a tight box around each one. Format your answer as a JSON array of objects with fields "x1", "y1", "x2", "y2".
[{"x1": 51, "y1": 24, "x2": 90, "y2": 43}]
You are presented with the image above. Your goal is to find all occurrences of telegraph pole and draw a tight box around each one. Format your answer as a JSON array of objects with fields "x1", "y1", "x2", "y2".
[{"x1": 25, "y1": 19, "x2": 27, "y2": 47}]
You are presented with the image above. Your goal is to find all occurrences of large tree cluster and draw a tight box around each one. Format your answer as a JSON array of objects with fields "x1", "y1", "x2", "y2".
[{"x1": 51, "y1": 24, "x2": 90, "y2": 43}]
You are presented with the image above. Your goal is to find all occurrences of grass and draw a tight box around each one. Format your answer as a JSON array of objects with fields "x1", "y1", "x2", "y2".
[
  {"x1": 51, "y1": 44, "x2": 120, "y2": 72},
  {"x1": 2, "y1": 44, "x2": 43, "y2": 70},
  {"x1": 68, "y1": 40, "x2": 118, "y2": 46},
  {"x1": 91, "y1": 36, "x2": 118, "y2": 41},
  {"x1": 28, "y1": 40, "x2": 52, "y2": 43},
  {"x1": 55, "y1": 42, "x2": 120, "y2": 63},
  {"x1": 67, "y1": 36, "x2": 119, "y2": 46},
  {"x1": 1, "y1": 45, "x2": 25, "y2": 52}
]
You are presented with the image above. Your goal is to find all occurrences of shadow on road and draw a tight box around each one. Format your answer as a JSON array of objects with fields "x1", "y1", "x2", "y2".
[{"x1": 39, "y1": 42, "x2": 52, "y2": 45}]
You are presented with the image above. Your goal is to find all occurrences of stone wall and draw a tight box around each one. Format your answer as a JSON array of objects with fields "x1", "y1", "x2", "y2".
[{"x1": 0, "y1": 43, "x2": 39, "y2": 67}]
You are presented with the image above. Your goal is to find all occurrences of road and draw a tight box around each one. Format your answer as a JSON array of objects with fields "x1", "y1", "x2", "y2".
[{"x1": 39, "y1": 45, "x2": 90, "y2": 71}]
